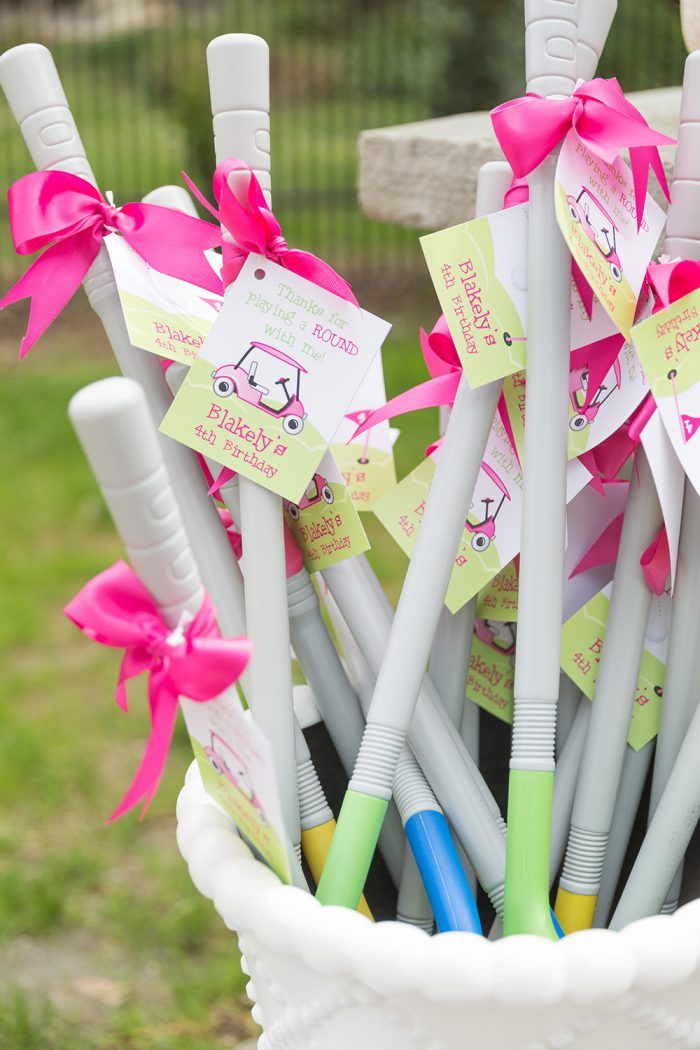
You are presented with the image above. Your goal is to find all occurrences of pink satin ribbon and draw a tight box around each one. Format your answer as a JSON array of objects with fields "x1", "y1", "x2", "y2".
[
  {"x1": 648, "y1": 258, "x2": 700, "y2": 309},
  {"x1": 351, "y1": 315, "x2": 461, "y2": 439},
  {"x1": 569, "y1": 506, "x2": 668, "y2": 595},
  {"x1": 183, "y1": 159, "x2": 357, "y2": 303},
  {"x1": 65, "y1": 561, "x2": 252, "y2": 821},
  {"x1": 1, "y1": 170, "x2": 223, "y2": 358},
  {"x1": 491, "y1": 77, "x2": 673, "y2": 230}
]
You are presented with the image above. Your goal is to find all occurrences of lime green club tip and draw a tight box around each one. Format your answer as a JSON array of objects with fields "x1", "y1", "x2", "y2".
[
  {"x1": 315, "y1": 789, "x2": 388, "y2": 909},
  {"x1": 504, "y1": 768, "x2": 558, "y2": 940}
]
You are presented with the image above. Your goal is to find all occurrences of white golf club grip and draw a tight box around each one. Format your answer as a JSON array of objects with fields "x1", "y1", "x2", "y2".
[
  {"x1": 141, "y1": 184, "x2": 200, "y2": 216},
  {"x1": 525, "y1": 0, "x2": 579, "y2": 96},
  {"x1": 665, "y1": 50, "x2": 700, "y2": 258},
  {"x1": 0, "y1": 43, "x2": 95, "y2": 181},
  {"x1": 69, "y1": 377, "x2": 204, "y2": 628},
  {"x1": 207, "y1": 33, "x2": 270, "y2": 199},
  {"x1": 475, "y1": 161, "x2": 513, "y2": 216},
  {"x1": 576, "y1": 0, "x2": 617, "y2": 81}
]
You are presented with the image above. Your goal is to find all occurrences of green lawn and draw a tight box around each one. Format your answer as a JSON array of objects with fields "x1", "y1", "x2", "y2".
[{"x1": 0, "y1": 278, "x2": 437, "y2": 1048}]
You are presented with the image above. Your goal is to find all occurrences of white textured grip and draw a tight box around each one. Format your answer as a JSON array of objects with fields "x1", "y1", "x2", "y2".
[
  {"x1": 576, "y1": 0, "x2": 616, "y2": 81},
  {"x1": 475, "y1": 161, "x2": 513, "y2": 217},
  {"x1": 0, "y1": 43, "x2": 95, "y2": 183},
  {"x1": 525, "y1": 0, "x2": 579, "y2": 96},
  {"x1": 665, "y1": 50, "x2": 700, "y2": 260},
  {"x1": 69, "y1": 378, "x2": 204, "y2": 626},
  {"x1": 206, "y1": 34, "x2": 270, "y2": 199},
  {"x1": 141, "y1": 184, "x2": 199, "y2": 217}
]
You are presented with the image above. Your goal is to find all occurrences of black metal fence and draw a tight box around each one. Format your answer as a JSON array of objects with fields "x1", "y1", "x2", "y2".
[{"x1": 0, "y1": 0, "x2": 688, "y2": 288}]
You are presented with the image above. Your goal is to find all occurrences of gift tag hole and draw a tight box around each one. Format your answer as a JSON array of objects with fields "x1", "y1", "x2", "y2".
[{"x1": 254, "y1": 268, "x2": 266, "y2": 281}]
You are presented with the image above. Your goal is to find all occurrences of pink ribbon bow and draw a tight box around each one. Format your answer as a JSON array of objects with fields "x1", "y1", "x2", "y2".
[
  {"x1": 1, "y1": 170, "x2": 224, "y2": 358},
  {"x1": 183, "y1": 159, "x2": 357, "y2": 303},
  {"x1": 351, "y1": 315, "x2": 462, "y2": 439},
  {"x1": 491, "y1": 77, "x2": 674, "y2": 230},
  {"x1": 65, "y1": 561, "x2": 252, "y2": 821}
]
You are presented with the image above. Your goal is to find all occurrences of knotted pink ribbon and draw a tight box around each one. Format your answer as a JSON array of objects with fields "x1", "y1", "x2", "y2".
[
  {"x1": 491, "y1": 77, "x2": 674, "y2": 230},
  {"x1": 351, "y1": 315, "x2": 461, "y2": 439},
  {"x1": 183, "y1": 159, "x2": 357, "y2": 302},
  {"x1": 1, "y1": 170, "x2": 223, "y2": 358},
  {"x1": 65, "y1": 561, "x2": 252, "y2": 821}
]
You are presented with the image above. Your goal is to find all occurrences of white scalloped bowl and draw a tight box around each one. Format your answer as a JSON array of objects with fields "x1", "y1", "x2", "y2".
[{"x1": 177, "y1": 762, "x2": 700, "y2": 1050}]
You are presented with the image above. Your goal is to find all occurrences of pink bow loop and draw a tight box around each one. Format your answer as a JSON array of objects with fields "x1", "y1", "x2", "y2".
[
  {"x1": 491, "y1": 77, "x2": 674, "y2": 230},
  {"x1": 1, "y1": 169, "x2": 223, "y2": 359},
  {"x1": 648, "y1": 258, "x2": 700, "y2": 310},
  {"x1": 183, "y1": 159, "x2": 357, "y2": 304},
  {"x1": 65, "y1": 561, "x2": 252, "y2": 821}
]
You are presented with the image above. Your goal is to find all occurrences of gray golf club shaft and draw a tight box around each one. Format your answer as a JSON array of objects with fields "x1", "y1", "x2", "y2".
[
  {"x1": 323, "y1": 558, "x2": 508, "y2": 913},
  {"x1": 593, "y1": 740, "x2": 654, "y2": 927},
  {"x1": 205, "y1": 34, "x2": 300, "y2": 854},
  {"x1": 561, "y1": 46, "x2": 700, "y2": 916},
  {"x1": 610, "y1": 49, "x2": 700, "y2": 927}
]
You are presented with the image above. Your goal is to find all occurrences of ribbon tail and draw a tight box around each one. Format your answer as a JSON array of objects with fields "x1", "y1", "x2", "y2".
[
  {"x1": 352, "y1": 372, "x2": 461, "y2": 439},
  {"x1": 107, "y1": 680, "x2": 179, "y2": 823},
  {"x1": 120, "y1": 204, "x2": 223, "y2": 295},
  {"x1": 0, "y1": 233, "x2": 98, "y2": 358},
  {"x1": 569, "y1": 512, "x2": 624, "y2": 579},
  {"x1": 284, "y1": 250, "x2": 358, "y2": 306},
  {"x1": 640, "y1": 525, "x2": 670, "y2": 596},
  {"x1": 571, "y1": 259, "x2": 594, "y2": 319}
]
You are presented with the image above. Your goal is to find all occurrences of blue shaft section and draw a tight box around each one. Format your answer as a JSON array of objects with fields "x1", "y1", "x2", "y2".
[{"x1": 405, "y1": 810, "x2": 482, "y2": 934}]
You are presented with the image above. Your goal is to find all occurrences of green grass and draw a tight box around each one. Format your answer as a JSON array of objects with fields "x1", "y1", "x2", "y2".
[{"x1": 0, "y1": 277, "x2": 437, "y2": 1047}]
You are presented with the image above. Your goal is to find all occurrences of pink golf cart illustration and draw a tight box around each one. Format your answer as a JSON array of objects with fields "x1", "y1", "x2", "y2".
[
  {"x1": 475, "y1": 618, "x2": 516, "y2": 655},
  {"x1": 569, "y1": 357, "x2": 622, "y2": 432},
  {"x1": 204, "y1": 732, "x2": 268, "y2": 823},
  {"x1": 567, "y1": 187, "x2": 623, "y2": 283},
  {"x1": 667, "y1": 368, "x2": 700, "y2": 444},
  {"x1": 212, "y1": 341, "x2": 308, "y2": 435},
  {"x1": 465, "y1": 462, "x2": 512, "y2": 552},
  {"x1": 285, "y1": 473, "x2": 334, "y2": 520}
]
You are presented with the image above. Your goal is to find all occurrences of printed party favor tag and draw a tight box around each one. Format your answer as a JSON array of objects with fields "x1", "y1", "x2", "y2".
[
  {"x1": 330, "y1": 353, "x2": 398, "y2": 509},
  {"x1": 420, "y1": 204, "x2": 528, "y2": 386},
  {"x1": 374, "y1": 413, "x2": 589, "y2": 613},
  {"x1": 502, "y1": 337, "x2": 648, "y2": 463},
  {"x1": 560, "y1": 581, "x2": 669, "y2": 750},
  {"x1": 283, "y1": 452, "x2": 369, "y2": 572},
  {"x1": 633, "y1": 291, "x2": 700, "y2": 501},
  {"x1": 555, "y1": 131, "x2": 665, "y2": 337},
  {"x1": 161, "y1": 255, "x2": 391, "y2": 502},
  {"x1": 476, "y1": 560, "x2": 519, "y2": 621},
  {"x1": 106, "y1": 235, "x2": 223, "y2": 365},
  {"x1": 182, "y1": 695, "x2": 291, "y2": 883},
  {"x1": 466, "y1": 622, "x2": 516, "y2": 724}
]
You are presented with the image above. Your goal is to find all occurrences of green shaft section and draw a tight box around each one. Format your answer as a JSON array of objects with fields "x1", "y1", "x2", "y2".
[
  {"x1": 504, "y1": 768, "x2": 558, "y2": 939},
  {"x1": 316, "y1": 789, "x2": 388, "y2": 908}
]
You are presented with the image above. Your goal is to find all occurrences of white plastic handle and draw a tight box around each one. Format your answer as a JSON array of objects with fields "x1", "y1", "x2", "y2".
[
  {"x1": 69, "y1": 377, "x2": 204, "y2": 627},
  {"x1": 576, "y1": 0, "x2": 617, "y2": 81},
  {"x1": 141, "y1": 184, "x2": 199, "y2": 217},
  {"x1": 0, "y1": 42, "x2": 95, "y2": 182},
  {"x1": 525, "y1": 0, "x2": 579, "y2": 96},
  {"x1": 475, "y1": 161, "x2": 514, "y2": 217},
  {"x1": 206, "y1": 34, "x2": 270, "y2": 199},
  {"x1": 665, "y1": 50, "x2": 700, "y2": 258}
]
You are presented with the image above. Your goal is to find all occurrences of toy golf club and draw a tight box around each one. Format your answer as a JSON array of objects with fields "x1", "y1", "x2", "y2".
[{"x1": 556, "y1": 46, "x2": 700, "y2": 935}]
